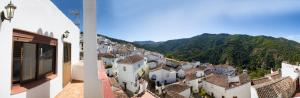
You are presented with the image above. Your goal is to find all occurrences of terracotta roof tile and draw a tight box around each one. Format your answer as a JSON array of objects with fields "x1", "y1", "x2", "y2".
[
  {"x1": 165, "y1": 91, "x2": 185, "y2": 98},
  {"x1": 254, "y1": 77, "x2": 296, "y2": 98},
  {"x1": 164, "y1": 83, "x2": 190, "y2": 93},
  {"x1": 117, "y1": 55, "x2": 144, "y2": 64},
  {"x1": 204, "y1": 73, "x2": 250, "y2": 89},
  {"x1": 204, "y1": 74, "x2": 229, "y2": 88},
  {"x1": 99, "y1": 53, "x2": 115, "y2": 58}
]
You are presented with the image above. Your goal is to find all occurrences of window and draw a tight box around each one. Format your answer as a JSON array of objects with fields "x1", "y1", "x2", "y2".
[
  {"x1": 12, "y1": 30, "x2": 57, "y2": 84},
  {"x1": 123, "y1": 66, "x2": 126, "y2": 71}
]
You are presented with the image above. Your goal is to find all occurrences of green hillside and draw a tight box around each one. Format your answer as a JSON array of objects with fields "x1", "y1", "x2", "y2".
[{"x1": 134, "y1": 33, "x2": 300, "y2": 79}]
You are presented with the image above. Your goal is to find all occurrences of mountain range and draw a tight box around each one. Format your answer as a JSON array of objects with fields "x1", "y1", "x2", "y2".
[{"x1": 133, "y1": 33, "x2": 300, "y2": 78}]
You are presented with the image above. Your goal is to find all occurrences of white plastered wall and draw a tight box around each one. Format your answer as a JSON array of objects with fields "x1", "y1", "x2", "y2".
[{"x1": 0, "y1": 0, "x2": 80, "y2": 98}]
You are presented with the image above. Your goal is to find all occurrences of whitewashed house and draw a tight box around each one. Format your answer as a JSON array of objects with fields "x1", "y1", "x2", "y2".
[
  {"x1": 0, "y1": 0, "x2": 80, "y2": 98},
  {"x1": 184, "y1": 66, "x2": 206, "y2": 93},
  {"x1": 99, "y1": 53, "x2": 116, "y2": 66},
  {"x1": 149, "y1": 64, "x2": 177, "y2": 85},
  {"x1": 250, "y1": 62, "x2": 299, "y2": 98},
  {"x1": 145, "y1": 52, "x2": 166, "y2": 64},
  {"x1": 98, "y1": 44, "x2": 112, "y2": 54},
  {"x1": 116, "y1": 54, "x2": 148, "y2": 93},
  {"x1": 202, "y1": 73, "x2": 251, "y2": 98},
  {"x1": 166, "y1": 58, "x2": 181, "y2": 67}
]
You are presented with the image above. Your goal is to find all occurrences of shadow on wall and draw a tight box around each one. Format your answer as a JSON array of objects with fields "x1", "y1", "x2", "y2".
[
  {"x1": 0, "y1": 19, "x2": 3, "y2": 31},
  {"x1": 26, "y1": 81, "x2": 51, "y2": 98}
]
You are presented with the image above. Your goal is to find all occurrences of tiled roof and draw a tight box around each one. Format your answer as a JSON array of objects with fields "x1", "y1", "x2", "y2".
[
  {"x1": 150, "y1": 64, "x2": 174, "y2": 72},
  {"x1": 204, "y1": 74, "x2": 229, "y2": 88},
  {"x1": 117, "y1": 55, "x2": 144, "y2": 64},
  {"x1": 99, "y1": 53, "x2": 115, "y2": 58},
  {"x1": 251, "y1": 71, "x2": 282, "y2": 85},
  {"x1": 254, "y1": 77, "x2": 296, "y2": 98},
  {"x1": 165, "y1": 91, "x2": 185, "y2": 98},
  {"x1": 203, "y1": 73, "x2": 250, "y2": 89},
  {"x1": 251, "y1": 77, "x2": 271, "y2": 85},
  {"x1": 185, "y1": 67, "x2": 205, "y2": 80},
  {"x1": 164, "y1": 83, "x2": 190, "y2": 93}
]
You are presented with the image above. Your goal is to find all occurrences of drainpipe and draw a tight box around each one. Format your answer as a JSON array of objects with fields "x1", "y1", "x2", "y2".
[{"x1": 83, "y1": 0, "x2": 103, "y2": 98}]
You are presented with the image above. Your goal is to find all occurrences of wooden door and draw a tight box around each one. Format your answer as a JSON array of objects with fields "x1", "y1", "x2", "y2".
[{"x1": 63, "y1": 43, "x2": 71, "y2": 87}]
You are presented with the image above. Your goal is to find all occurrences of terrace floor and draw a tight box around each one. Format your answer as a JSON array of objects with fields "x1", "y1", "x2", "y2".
[{"x1": 55, "y1": 80, "x2": 84, "y2": 98}]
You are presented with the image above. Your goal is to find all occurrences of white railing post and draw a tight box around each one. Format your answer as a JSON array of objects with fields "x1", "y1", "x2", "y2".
[{"x1": 83, "y1": 0, "x2": 103, "y2": 98}]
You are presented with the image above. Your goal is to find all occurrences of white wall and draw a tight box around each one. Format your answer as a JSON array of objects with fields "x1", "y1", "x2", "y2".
[
  {"x1": 202, "y1": 81, "x2": 226, "y2": 98},
  {"x1": 187, "y1": 79, "x2": 201, "y2": 93},
  {"x1": 0, "y1": 0, "x2": 80, "y2": 98},
  {"x1": 225, "y1": 82, "x2": 251, "y2": 98},
  {"x1": 250, "y1": 86, "x2": 259, "y2": 98},
  {"x1": 149, "y1": 69, "x2": 176, "y2": 84},
  {"x1": 281, "y1": 62, "x2": 300, "y2": 80},
  {"x1": 117, "y1": 59, "x2": 147, "y2": 92},
  {"x1": 179, "y1": 89, "x2": 191, "y2": 98},
  {"x1": 202, "y1": 81, "x2": 251, "y2": 98}
]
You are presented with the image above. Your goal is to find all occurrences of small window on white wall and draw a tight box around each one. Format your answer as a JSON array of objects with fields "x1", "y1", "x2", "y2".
[{"x1": 123, "y1": 66, "x2": 126, "y2": 71}]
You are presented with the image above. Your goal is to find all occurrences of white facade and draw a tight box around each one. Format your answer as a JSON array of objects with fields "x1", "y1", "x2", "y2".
[
  {"x1": 202, "y1": 81, "x2": 251, "y2": 98},
  {"x1": 0, "y1": 0, "x2": 80, "y2": 98},
  {"x1": 179, "y1": 89, "x2": 191, "y2": 98},
  {"x1": 103, "y1": 57, "x2": 115, "y2": 66},
  {"x1": 149, "y1": 69, "x2": 177, "y2": 84},
  {"x1": 146, "y1": 52, "x2": 165, "y2": 64},
  {"x1": 98, "y1": 44, "x2": 112, "y2": 53},
  {"x1": 186, "y1": 79, "x2": 201, "y2": 93},
  {"x1": 281, "y1": 62, "x2": 300, "y2": 80},
  {"x1": 117, "y1": 57, "x2": 147, "y2": 93},
  {"x1": 250, "y1": 86, "x2": 260, "y2": 98}
]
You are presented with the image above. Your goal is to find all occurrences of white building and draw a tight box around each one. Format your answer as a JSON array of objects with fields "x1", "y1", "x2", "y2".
[
  {"x1": 116, "y1": 54, "x2": 148, "y2": 93},
  {"x1": 99, "y1": 53, "x2": 116, "y2": 66},
  {"x1": 145, "y1": 52, "x2": 166, "y2": 64},
  {"x1": 98, "y1": 44, "x2": 112, "y2": 54},
  {"x1": 250, "y1": 62, "x2": 299, "y2": 98},
  {"x1": 149, "y1": 64, "x2": 177, "y2": 85},
  {"x1": 0, "y1": 0, "x2": 80, "y2": 98},
  {"x1": 184, "y1": 66, "x2": 206, "y2": 93},
  {"x1": 202, "y1": 73, "x2": 251, "y2": 98}
]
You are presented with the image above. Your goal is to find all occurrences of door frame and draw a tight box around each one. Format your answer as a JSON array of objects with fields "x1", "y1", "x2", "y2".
[{"x1": 63, "y1": 42, "x2": 72, "y2": 87}]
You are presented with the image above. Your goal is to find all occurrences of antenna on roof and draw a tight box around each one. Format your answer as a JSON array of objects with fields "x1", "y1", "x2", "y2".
[{"x1": 69, "y1": 9, "x2": 81, "y2": 27}]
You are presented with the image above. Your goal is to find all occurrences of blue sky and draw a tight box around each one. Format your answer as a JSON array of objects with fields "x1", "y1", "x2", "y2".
[{"x1": 53, "y1": 0, "x2": 300, "y2": 42}]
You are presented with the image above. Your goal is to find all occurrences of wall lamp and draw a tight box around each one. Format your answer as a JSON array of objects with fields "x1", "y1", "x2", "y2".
[
  {"x1": 1, "y1": 1, "x2": 17, "y2": 22},
  {"x1": 63, "y1": 30, "x2": 70, "y2": 38}
]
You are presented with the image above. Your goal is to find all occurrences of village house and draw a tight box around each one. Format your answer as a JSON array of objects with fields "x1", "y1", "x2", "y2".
[
  {"x1": 181, "y1": 61, "x2": 201, "y2": 70},
  {"x1": 202, "y1": 73, "x2": 251, "y2": 98},
  {"x1": 166, "y1": 58, "x2": 182, "y2": 68},
  {"x1": 149, "y1": 63, "x2": 177, "y2": 85},
  {"x1": 250, "y1": 62, "x2": 300, "y2": 98},
  {"x1": 145, "y1": 52, "x2": 166, "y2": 64},
  {"x1": 184, "y1": 66, "x2": 206, "y2": 93},
  {"x1": 0, "y1": 0, "x2": 83, "y2": 98},
  {"x1": 99, "y1": 53, "x2": 116, "y2": 66},
  {"x1": 98, "y1": 44, "x2": 113, "y2": 54},
  {"x1": 116, "y1": 54, "x2": 148, "y2": 93}
]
